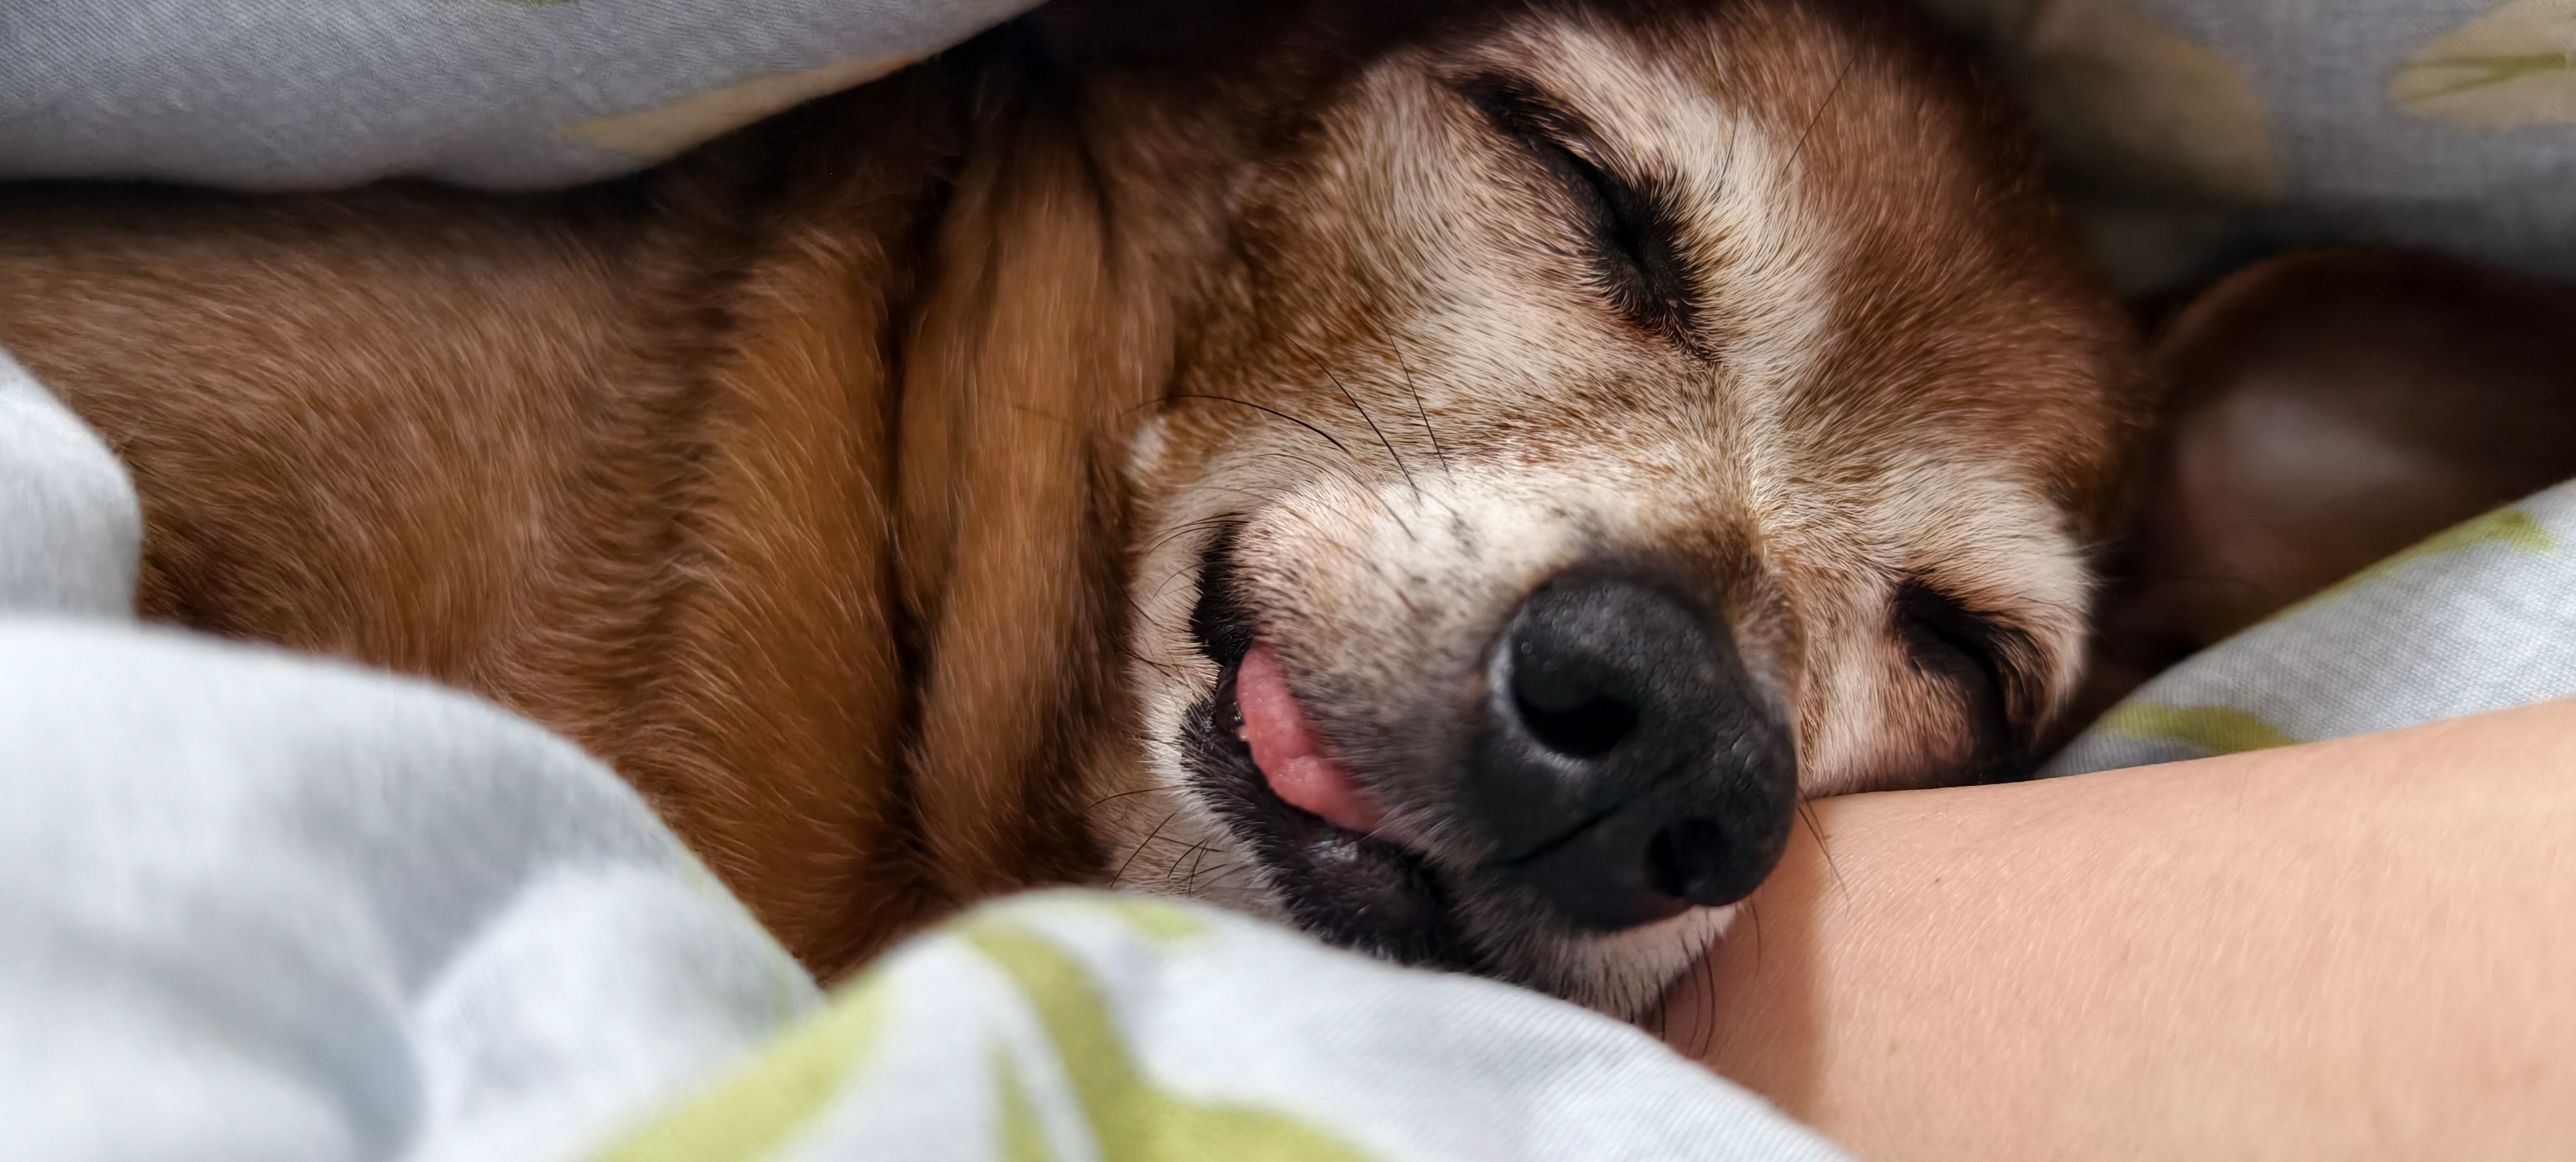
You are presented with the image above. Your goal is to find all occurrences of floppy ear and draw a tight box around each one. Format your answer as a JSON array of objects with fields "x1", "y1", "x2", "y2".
[
  {"x1": 2072, "y1": 248, "x2": 2576, "y2": 721},
  {"x1": 896, "y1": 72, "x2": 1176, "y2": 914}
]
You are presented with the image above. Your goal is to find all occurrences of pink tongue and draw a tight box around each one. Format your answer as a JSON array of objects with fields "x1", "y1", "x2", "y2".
[{"x1": 1236, "y1": 644, "x2": 1387, "y2": 833}]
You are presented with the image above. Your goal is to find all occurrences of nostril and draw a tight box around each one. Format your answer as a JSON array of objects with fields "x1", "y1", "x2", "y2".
[
  {"x1": 1474, "y1": 566, "x2": 1797, "y2": 929},
  {"x1": 1496, "y1": 573, "x2": 1709, "y2": 766},
  {"x1": 1653, "y1": 817, "x2": 1768, "y2": 907},
  {"x1": 1644, "y1": 827, "x2": 1685, "y2": 900},
  {"x1": 1509, "y1": 648, "x2": 1640, "y2": 759}
]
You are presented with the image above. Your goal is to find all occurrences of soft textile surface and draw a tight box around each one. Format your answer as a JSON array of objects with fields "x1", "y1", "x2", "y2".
[
  {"x1": 1926, "y1": 0, "x2": 2576, "y2": 293},
  {"x1": 0, "y1": 353, "x2": 1849, "y2": 1161},
  {"x1": 19, "y1": 0, "x2": 2576, "y2": 293},
  {"x1": 2048, "y1": 480, "x2": 2576, "y2": 774},
  {"x1": 0, "y1": 0, "x2": 1041, "y2": 189}
]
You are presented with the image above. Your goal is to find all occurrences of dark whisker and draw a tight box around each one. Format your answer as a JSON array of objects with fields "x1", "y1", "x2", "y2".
[
  {"x1": 1689, "y1": 924, "x2": 1720, "y2": 1060},
  {"x1": 1111, "y1": 809, "x2": 1182, "y2": 888},
  {"x1": 1785, "y1": 50, "x2": 1859, "y2": 179},
  {"x1": 1387, "y1": 339, "x2": 1455, "y2": 483},
  {"x1": 1745, "y1": 894, "x2": 1765, "y2": 975},
  {"x1": 1326, "y1": 368, "x2": 1420, "y2": 502},
  {"x1": 1180, "y1": 840, "x2": 1214, "y2": 895},
  {"x1": 1115, "y1": 641, "x2": 1187, "y2": 685},
  {"x1": 1164, "y1": 392, "x2": 1363, "y2": 468},
  {"x1": 1135, "y1": 514, "x2": 1240, "y2": 571},
  {"x1": 1797, "y1": 797, "x2": 1848, "y2": 899},
  {"x1": 1085, "y1": 785, "x2": 1174, "y2": 812},
  {"x1": 1254, "y1": 446, "x2": 1416, "y2": 541}
]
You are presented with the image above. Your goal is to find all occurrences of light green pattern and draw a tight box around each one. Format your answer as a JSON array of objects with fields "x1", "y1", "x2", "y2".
[
  {"x1": 586, "y1": 968, "x2": 895, "y2": 1162},
  {"x1": 961, "y1": 919, "x2": 1375, "y2": 1162},
  {"x1": 2307, "y1": 507, "x2": 2555, "y2": 606},
  {"x1": 2402, "y1": 51, "x2": 2576, "y2": 100},
  {"x1": 2097, "y1": 700, "x2": 2301, "y2": 755},
  {"x1": 1073, "y1": 895, "x2": 1211, "y2": 944},
  {"x1": 996, "y1": 1048, "x2": 1055, "y2": 1162}
]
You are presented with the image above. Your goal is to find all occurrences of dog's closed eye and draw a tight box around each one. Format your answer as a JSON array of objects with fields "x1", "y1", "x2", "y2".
[
  {"x1": 1894, "y1": 578, "x2": 2026, "y2": 769},
  {"x1": 1460, "y1": 74, "x2": 1699, "y2": 346}
]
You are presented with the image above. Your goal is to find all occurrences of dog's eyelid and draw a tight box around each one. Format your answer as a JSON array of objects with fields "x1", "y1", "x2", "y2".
[
  {"x1": 1455, "y1": 72, "x2": 1701, "y2": 346},
  {"x1": 1455, "y1": 74, "x2": 1640, "y2": 218},
  {"x1": 1892, "y1": 578, "x2": 2036, "y2": 733}
]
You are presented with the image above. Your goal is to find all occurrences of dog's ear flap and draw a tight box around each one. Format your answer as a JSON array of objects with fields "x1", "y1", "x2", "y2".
[
  {"x1": 896, "y1": 77, "x2": 1177, "y2": 910},
  {"x1": 2077, "y1": 248, "x2": 2576, "y2": 712}
]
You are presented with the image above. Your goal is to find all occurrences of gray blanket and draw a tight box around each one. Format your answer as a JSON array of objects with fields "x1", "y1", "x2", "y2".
[{"x1": 16, "y1": 0, "x2": 2576, "y2": 297}]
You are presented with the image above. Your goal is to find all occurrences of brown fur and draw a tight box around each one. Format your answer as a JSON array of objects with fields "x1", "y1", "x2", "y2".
[
  {"x1": 2072, "y1": 248, "x2": 2576, "y2": 726},
  {"x1": 0, "y1": 0, "x2": 2144, "y2": 994}
]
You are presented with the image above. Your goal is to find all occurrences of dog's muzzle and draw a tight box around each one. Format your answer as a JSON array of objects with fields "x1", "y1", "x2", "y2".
[{"x1": 1469, "y1": 566, "x2": 1797, "y2": 931}]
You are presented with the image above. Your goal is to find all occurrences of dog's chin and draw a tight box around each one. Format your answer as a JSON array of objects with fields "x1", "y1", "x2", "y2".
[{"x1": 1175, "y1": 655, "x2": 1736, "y2": 1016}]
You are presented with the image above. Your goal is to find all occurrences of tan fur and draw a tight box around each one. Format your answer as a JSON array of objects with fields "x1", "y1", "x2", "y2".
[{"x1": 0, "y1": 0, "x2": 2144, "y2": 998}]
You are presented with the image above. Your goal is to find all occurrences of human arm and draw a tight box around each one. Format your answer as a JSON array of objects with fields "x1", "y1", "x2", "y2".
[{"x1": 1662, "y1": 697, "x2": 2576, "y2": 1161}]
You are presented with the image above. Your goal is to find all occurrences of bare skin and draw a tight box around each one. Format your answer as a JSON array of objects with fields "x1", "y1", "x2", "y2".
[{"x1": 1659, "y1": 697, "x2": 2576, "y2": 1161}]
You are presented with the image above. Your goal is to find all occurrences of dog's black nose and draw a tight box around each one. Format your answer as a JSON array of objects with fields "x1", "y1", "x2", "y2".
[{"x1": 1466, "y1": 568, "x2": 1797, "y2": 931}]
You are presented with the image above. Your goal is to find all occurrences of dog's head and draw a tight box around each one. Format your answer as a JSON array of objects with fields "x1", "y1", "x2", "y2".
[{"x1": 1098, "y1": 0, "x2": 2141, "y2": 1012}]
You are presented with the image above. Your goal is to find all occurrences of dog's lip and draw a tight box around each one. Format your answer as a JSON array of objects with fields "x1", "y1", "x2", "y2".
[
  {"x1": 1184, "y1": 531, "x2": 1483, "y2": 971},
  {"x1": 1234, "y1": 643, "x2": 1388, "y2": 833},
  {"x1": 1196, "y1": 657, "x2": 1482, "y2": 969}
]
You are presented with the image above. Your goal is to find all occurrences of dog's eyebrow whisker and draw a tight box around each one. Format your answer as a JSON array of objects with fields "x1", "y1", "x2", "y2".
[{"x1": 1325, "y1": 367, "x2": 1421, "y2": 506}]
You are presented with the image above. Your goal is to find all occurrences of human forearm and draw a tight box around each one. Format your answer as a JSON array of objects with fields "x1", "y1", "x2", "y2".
[{"x1": 1663, "y1": 699, "x2": 2576, "y2": 1161}]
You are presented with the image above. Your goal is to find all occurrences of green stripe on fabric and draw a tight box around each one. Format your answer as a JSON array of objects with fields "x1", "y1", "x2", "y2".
[
  {"x1": 1076, "y1": 895, "x2": 1210, "y2": 944},
  {"x1": 2308, "y1": 507, "x2": 2555, "y2": 606},
  {"x1": 586, "y1": 969, "x2": 895, "y2": 1162},
  {"x1": 962, "y1": 920, "x2": 1375, "y2": 1162},
  {"x1": 996, "y1": 1048, "x2": 1056, "y2": 1162},
  {"x1": 2097, "y1": 700, "x2": 2299, "y2": 755},
  {"x1": 2401, "y1": 52, "x2": 2576, "y2": 101}
]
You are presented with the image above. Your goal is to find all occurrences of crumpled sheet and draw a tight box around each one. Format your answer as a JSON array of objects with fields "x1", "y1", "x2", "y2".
[
  {"x1": 0, "y1": 0, "x2": 1045, "y2": 189},
  {"x1": 0, "y1": 348, "x2": 1850, "y2": 1161},
  {"x1": 2048, "y1": 477, "x2": 2576, "y2": 775}
]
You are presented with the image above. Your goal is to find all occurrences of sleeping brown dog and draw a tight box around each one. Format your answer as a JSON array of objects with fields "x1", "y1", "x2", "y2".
[{"x1": 0, "y1": 0, "x2": 2144, "y2": 1014}]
